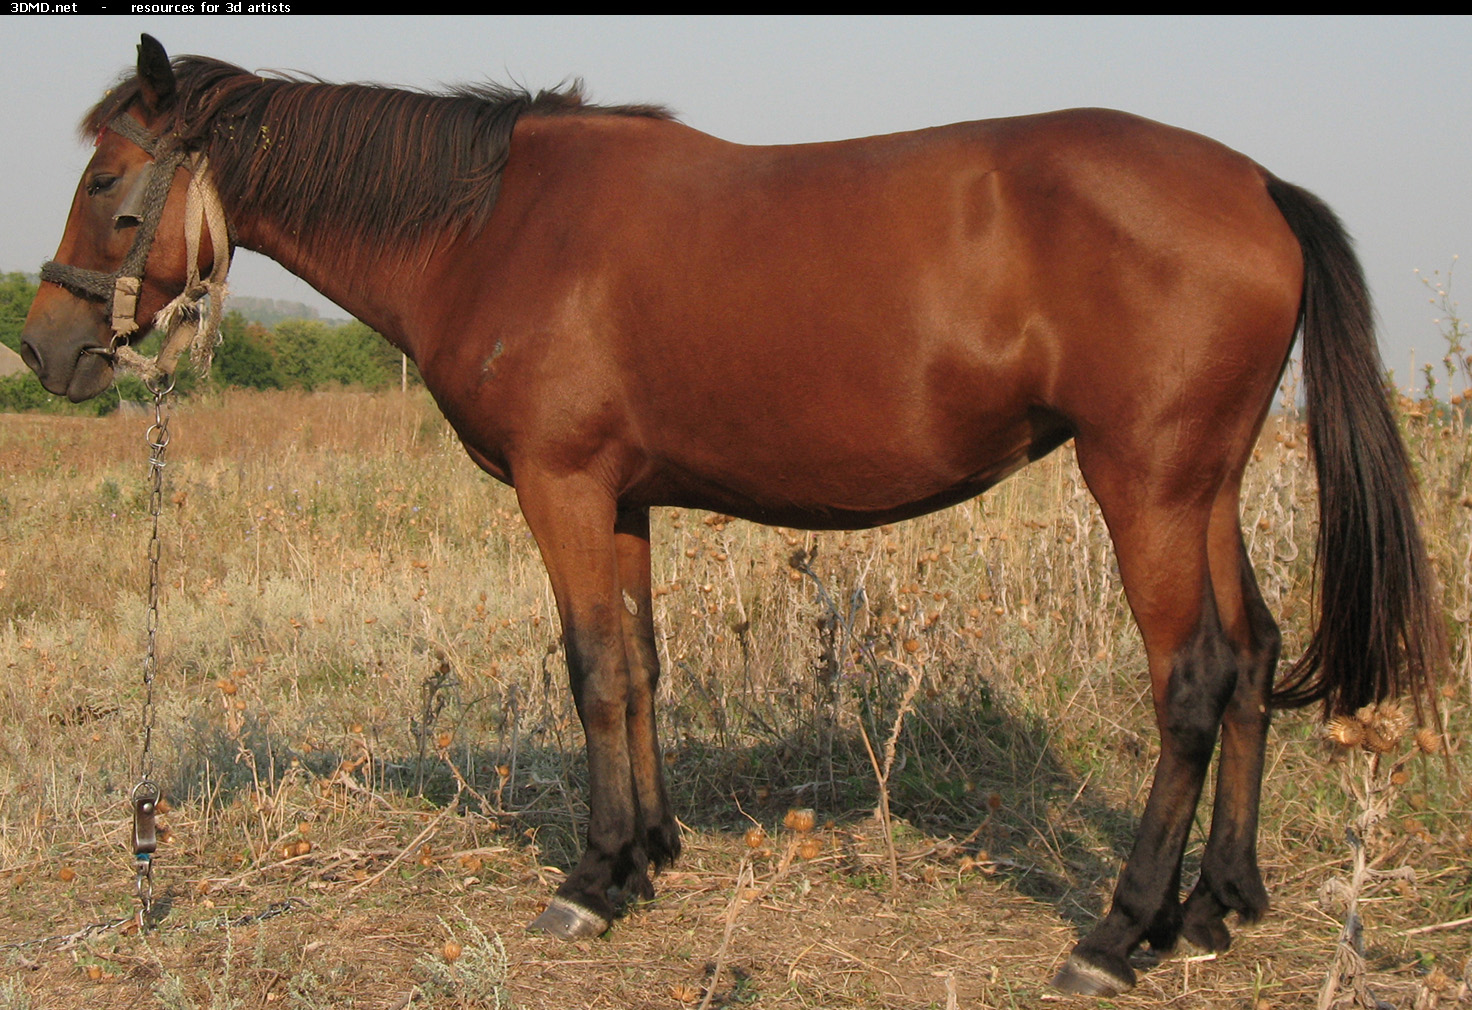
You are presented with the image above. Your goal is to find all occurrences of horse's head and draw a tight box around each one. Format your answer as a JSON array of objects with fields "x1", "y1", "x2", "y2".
[{"x1": 21, "y1": 34, "x2": 228, "y2": 401}]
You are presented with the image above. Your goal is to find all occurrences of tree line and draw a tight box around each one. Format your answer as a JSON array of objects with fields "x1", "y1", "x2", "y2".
[{"x1": 0, "y1": 273, "x2": 417, "y2": 413}]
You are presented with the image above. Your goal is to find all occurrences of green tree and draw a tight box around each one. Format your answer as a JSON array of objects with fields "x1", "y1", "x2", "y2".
[
  {"x1": 249, "y1": 317, "x2": 411, "y2": 391},
  {"x1": 213, "y1": 311, "x2": 282, "y2": 390},
  {"x1": 0, "y1": 273, "x2": 39, "y2": 353},
  {"x1": 0, "y1": 372, "x2": 121, "y2": 416},
  {"x1": 0, "y1": 372, "x2": 59, "y2": 412},
  {"x1": 267, "y1": 318, "x2": 334, "y2": 390},
  {"x1": 320, "y1": 320, "x2": 396, "y2": 389}
]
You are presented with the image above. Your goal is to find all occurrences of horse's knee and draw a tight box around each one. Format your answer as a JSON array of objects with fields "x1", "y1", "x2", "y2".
[{"x1": 581, "y1": 696, "x2": 627, "y2": 735}]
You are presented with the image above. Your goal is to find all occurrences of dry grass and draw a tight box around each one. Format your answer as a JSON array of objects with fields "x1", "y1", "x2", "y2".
[{"x1": 1, "y1": 386, "x2": 1468, "y2": 1009}]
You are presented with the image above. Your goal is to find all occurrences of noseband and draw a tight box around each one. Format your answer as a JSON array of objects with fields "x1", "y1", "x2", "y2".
[{"x1": 39, "y1": 112, "x2": 232, "y2": 383}]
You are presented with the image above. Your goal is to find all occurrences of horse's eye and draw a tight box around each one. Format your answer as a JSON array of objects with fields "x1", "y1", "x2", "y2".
[{"x1": 85, "y1": 174, "x2": 119, "y2": 197}]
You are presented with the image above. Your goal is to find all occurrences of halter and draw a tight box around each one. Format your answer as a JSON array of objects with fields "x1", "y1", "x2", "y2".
[{"x1": 39, "y1": 112, "x2": 232, "y2": 383}]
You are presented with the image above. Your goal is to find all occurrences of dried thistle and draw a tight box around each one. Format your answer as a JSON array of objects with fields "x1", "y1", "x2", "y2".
[
  {"x1": 783, "y1": 808, "x2": 816, "y2": 833},
  {"x1": 1356, "y1": 703, "x2": 1409, "y2": 754},
  {"x1": 1370, "y1": 704, "x2": 1410, "y2": 743},
  {"x1": 1326, "y1": 716, "x2": 1365, "y2": 749}
]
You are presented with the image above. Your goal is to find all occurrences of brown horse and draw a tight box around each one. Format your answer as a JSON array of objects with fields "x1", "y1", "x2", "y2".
[{"x1": 22, "y1": 36, "x2": 1444, "y2": 996}]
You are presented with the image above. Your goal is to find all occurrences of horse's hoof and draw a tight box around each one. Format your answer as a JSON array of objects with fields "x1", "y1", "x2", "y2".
[
  {"x1": 527, "y1": 897, "x2": 609, "y2": 939},
  {"x1": 610, "y1": 876, "x2": 655, "y2": 908},
  {"x1": 1050, "y1": 953, "x2": 1135, "y2": 997},
  {"x1": 1182, "y1": 914, "x2": 1232, "y2": 953}
]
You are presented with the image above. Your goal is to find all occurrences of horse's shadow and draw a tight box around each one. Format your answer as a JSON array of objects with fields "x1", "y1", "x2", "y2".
[{"x1": 165, "y1": 671, "x2": 1143, "y2": 935}]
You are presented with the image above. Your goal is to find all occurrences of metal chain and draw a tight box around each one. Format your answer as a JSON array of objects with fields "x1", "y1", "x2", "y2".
[{"x1": 131, "y1": 374, "x2": 175, "y2": 925}]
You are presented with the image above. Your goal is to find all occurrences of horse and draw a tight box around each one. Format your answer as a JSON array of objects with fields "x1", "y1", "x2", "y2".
[{"x1": 21, "y1": 35, "x2": 1444, "y2": 997}]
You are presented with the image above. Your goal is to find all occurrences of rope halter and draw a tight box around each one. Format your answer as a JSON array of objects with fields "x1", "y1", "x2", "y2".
[{"x1": 39, "y1": 112, "x2": 232, "y2": 386}]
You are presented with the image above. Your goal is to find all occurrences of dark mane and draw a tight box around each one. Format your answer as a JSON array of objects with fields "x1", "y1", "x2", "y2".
[{"x1": 84, "y1": 56, "x2": 673, "y2": 264}]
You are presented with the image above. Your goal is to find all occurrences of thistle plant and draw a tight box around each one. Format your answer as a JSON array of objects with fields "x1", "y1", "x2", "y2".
[{"x1": 1316, "y1": 705, "x2": 1443, "y2": 1010}]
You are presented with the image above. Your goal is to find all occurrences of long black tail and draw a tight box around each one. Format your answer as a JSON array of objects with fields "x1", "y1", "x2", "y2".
[{"x1": 1264, "y1": 175, "x2": 1446, "y2": 718}]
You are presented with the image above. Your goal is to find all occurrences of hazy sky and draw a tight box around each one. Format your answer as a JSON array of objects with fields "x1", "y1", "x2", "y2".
[{"x1": 4, "y1": 16, "x2": 1469, "y2": 390}]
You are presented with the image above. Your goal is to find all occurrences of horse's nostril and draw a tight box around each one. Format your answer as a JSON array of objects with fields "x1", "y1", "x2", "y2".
[{"x1": 18, "y1": 339, "x2": 42, "y2": 374}]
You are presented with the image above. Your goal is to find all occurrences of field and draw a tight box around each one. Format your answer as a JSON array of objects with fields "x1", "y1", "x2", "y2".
[{"x1": 0, "y1": 387, "x2": 1468, "y2": 1009}]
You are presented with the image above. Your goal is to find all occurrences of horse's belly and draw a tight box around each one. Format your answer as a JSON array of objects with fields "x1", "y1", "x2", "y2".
[{"x1": 627, "y1": 409, "x2": 1070, "y2": 529}]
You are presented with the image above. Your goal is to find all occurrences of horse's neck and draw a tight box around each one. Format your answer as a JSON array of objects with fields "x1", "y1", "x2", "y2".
[{"x1": 232, "y1": 215, "x2": 420, "y2": 355}]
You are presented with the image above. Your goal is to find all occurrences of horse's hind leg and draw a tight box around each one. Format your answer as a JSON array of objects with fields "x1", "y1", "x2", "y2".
[
  {"x1": 1182, "y1": 500, "x2": 1279, "y2": 950},
  {"x1": 1053, "y1": 441, "x2": 1240, "y2": 996},
  {"x1": 616, "y1": 507, "x2": 681, "y2": 877}
]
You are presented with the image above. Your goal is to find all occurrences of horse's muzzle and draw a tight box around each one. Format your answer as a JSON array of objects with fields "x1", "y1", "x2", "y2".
[{"x1": 20, "y1": 293, "x2": 118, "y2": 402}]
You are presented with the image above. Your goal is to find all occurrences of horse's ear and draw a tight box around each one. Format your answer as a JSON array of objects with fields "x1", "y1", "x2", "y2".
[{"x1": 136, "y1": 34, "x2": 176, "y2": 111}]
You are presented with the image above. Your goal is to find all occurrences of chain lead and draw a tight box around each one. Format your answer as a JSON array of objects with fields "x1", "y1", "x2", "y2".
[{"x1": 132, "y1": 374, "x2": 173, "y2": 925}]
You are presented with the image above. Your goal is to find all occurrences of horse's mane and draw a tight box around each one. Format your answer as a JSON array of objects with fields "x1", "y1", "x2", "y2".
[{"x1": 84, "y1": 56, "x2": 673, "y2": 261}]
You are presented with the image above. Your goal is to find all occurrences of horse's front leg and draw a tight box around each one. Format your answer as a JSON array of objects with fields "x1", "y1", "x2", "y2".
[
  {"x1": 517, "y1": 473, "x2": 647, "y2": 938},
  {"x1": 616, "y1": 507, "x2": 681, "y2": 874}
]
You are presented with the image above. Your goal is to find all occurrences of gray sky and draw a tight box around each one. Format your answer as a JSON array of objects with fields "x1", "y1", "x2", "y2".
[{"x1": 4, "y1": 16, "x2": 1469, "y2": 390}]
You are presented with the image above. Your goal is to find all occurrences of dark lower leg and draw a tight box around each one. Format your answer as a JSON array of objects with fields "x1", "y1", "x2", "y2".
[
  {"x1": 623, "y1": 624, "x2": 679, "y2": 872},
  {"x1": 616, "y1": 510, "x2": 680, "y2": 891},
  {"x1": 545, "y1": 617, "x2": 643, "y2": 928},
  {"x1": 1183, "y1": 551, "x2": 1278, "y2": 949},
  {"x1": 1056, "y1": 602, "x2": 1237, "y2": 995}
]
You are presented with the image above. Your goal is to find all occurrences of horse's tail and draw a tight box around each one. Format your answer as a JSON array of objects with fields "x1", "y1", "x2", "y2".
[{"x1": 1263, "y1": 174, "x2": 1445, "y2": 719}]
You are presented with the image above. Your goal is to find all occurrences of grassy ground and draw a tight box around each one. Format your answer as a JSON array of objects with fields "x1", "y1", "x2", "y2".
[{"x1": 1, "y1": 387, "x2": 1468, "y2": 1009}]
